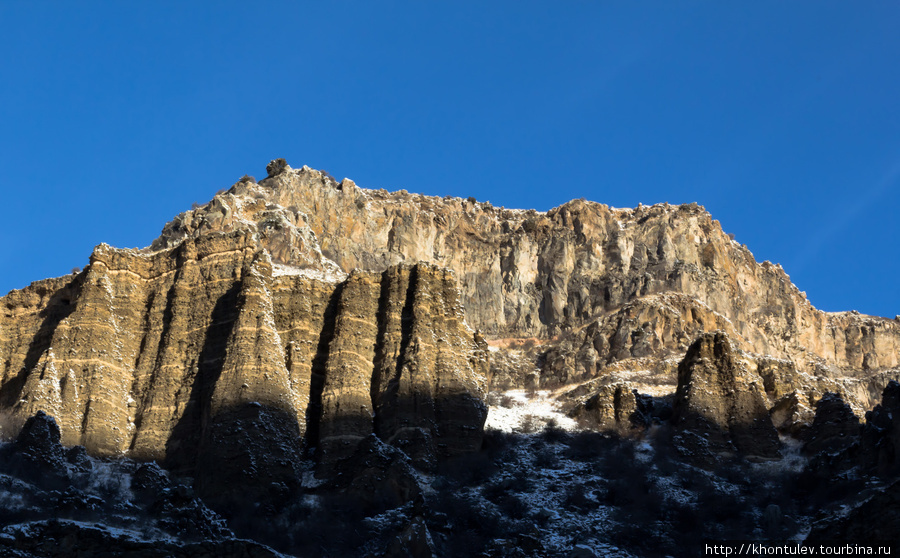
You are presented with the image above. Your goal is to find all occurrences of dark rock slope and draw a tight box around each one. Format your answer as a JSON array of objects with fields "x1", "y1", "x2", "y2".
[{"x1": 0, "y1": 412, "x2": 284, "y2": 557}]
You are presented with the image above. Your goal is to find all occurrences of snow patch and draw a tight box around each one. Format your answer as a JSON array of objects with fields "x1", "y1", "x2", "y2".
[
  {"x1": 272, "y1": 263, "x2": 347, "y2": 283},
  {"x1": 485, "y1": 390, "x2": 578, "y2": 433}
]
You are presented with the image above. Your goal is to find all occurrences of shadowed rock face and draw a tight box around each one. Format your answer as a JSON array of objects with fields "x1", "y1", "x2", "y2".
[
  {"x1": 0, "y1": 521, "x2": 286, "y2": 558},
  {"x1": 0, "y1": 411, "x2": 70, "y2": 491},
  {"x1": 802, "y1": 392, "x2": 860, "y2": 457},
  {"x1": 806, "y1": 478, "x2": 900, "y2": 544},
  {"x1": 861, "y1": 380, "x2": 900, "y2": 476},
  {"x1": 672, "y1": 332, "x2": 781, "y2": 459}
]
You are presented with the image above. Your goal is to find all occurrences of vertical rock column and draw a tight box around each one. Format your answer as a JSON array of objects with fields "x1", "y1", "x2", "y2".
[
  {"x1": 129, "y1": 238, "x2": 236, "y2": 461},
  {"x1": 16, "y1": 256, "x2": 135, "y2": 455},
  {"x1": 672, "y1": 331, "x2": 780, "y2": 459},
  {"x1": 195, "y1": 252, "x2": 304, "y2": 509},
  {"x1": 207, "y1": 252, "x2": 299, "y2": 416},
  {"x1": 430, "y1": 265, "x2": 489, "y2": 458},
  {"x1": 371, "y1": 264, "x2": 429, "y2": 465},
  {"x1": 317, "y1": 270, "x2": 381, "y2": 467},
  {"x1": 271, "y1": 275, "x2": 337, "y2": 439},
  {"x1": 372, "y1": 263, "x2": 487, "y2": 470}
]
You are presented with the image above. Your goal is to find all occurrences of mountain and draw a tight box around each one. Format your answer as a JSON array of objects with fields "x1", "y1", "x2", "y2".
[{"x1": 0, "y1": 159, "x2": 898, "y2": 557}]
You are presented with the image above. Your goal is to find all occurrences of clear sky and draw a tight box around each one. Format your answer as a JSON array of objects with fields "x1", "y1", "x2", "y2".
[{"x1": 1, "y1": 2, "x2": 898, "y2": 317}]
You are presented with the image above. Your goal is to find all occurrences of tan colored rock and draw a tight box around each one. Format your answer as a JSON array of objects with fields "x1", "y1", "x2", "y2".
[
  {"x1": 769, "y1": 392, "x2": 814, "y2": 437},
  {"x1": 317, "y1": 269, "x2": 382, "y2": 464},
  {"x1": 307, "y1": 262, "x2": 489, "y2": 474},
  {"x1": 672, "y1": 332, "x2": 781, "y2": 458},
  {"x1": 207, "y1": 173, "x2": 893, "y2": 356},
  {"x1": 0, "y1": 235, "x2": 487, "y2": 477},
  {"x1": 566, "y1": 382, "x2": 647, "y2": 433},
  {"x1": 367, "y1": 263, "x2": 488, "y2": 471},
  {"x1": 541, "y1": 293, "x2": 743, "y2": 388},
  {"x1": 2, "y1": 160, "x2": 898, "y2": 466},
  {"x1": 141, "y1": 164, "x2": 899, "y2": 414}
]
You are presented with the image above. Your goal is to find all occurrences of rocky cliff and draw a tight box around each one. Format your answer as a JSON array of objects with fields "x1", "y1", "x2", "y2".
[
  {"x1": 2, "y1": 159, "x2": 898, "y2": 457},
  {"x1": 3, "y1": 158, "x2": 900, "y2": 556},
  {"x1": 150, "y1": 162, "x2": 899, "y2": 381},
  {"x1": 0, "y1": 228, "x2": 487, "y2": 478},
  {"x1": 146, "y1": 161, "x2": 900, "y2": 409}
]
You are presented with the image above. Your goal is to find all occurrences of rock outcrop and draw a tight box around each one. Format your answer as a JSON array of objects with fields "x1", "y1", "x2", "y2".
[
  {"x1": 861, "y1": 380, "x2": 900, "y2": 476},
  {"x1": 147, "y1": 163, "x2": 900, "y2": 384},
  {"x1": 672, "y1": 332, "x2": 781, "y2": 459},
  {"x1": 769, "y1": 392, "x2": 815, "y2": 437},
  {"x1": 566, "y1": 383, "x2": 649, "y2": 433},
  {"x1": 801, "y1": 392, "x2": 860, "y2": 457},
  {"x1": 0, "y1": 234, "x2": 487, "y2": 479},
  {"x1": 1, "y1": 158, "x2": 898, "y2": 471},
  {"x1": 316, "y1": 263, "x2": 489, "y2": 472},
  {"x1": 0, "y1": 411, "x2": 74, "y2": 491}
]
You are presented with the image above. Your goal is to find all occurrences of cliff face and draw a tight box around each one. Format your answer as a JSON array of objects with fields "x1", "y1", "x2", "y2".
[
  {"x1": 150, "y1": 163, "x2": 899, "y2": 383},
  {"x1": 1, "y1": 159, "x2": 898, "y2": 465},
  {"x1": 0, "y1": 230, "x2": 487, "y2": 472},
  {"x1": 4, "y1": 159, "x2": 900, "y2": 556},
  {"x1": 672, "y1": 332, "x2": 781, "y2": 459}
]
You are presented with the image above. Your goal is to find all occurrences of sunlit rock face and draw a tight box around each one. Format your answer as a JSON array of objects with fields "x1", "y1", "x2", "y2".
[
  {"x1": 155, "y1": 163, "x2": 899, "y2": 373},
  {"x1": 3, "y1": 158, "x2": 900, "y2": 556},
  {"x1": 0, "y1": 211, "x2": 487, "y2": 475},
  {"x1": 1, "y1": 158, "x2": 898, "y2": 468},
  {"x1": 141, "y1": 162, "x2": 900, "y2": 409}
]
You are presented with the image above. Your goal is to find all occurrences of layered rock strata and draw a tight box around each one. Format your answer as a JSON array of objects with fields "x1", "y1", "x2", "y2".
[
  {"x1": 1, "y1": 159, "x2": 899, "y2": 468},
  {"x1": 150, "y1": 162, "x2": 900, "y2": 383},
  {"x1": 672, "y1": 332, "x2": 781, "y2": 458},
  {"x1": 0, "y1": 233, "x2": 487, "y2": 475},
  {"x1": 316, "y1": 263, "x2": 489, "y2": 471}
]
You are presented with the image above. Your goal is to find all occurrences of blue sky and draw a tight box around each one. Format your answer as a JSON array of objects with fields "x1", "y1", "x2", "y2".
[{"x1": 1, "y1": 2, "x2": 898, "y2": 317}]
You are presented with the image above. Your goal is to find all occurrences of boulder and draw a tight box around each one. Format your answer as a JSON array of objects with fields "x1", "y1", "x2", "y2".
[{"x1": 567, "y1": 383, "x2": 649, "y2": 433}]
